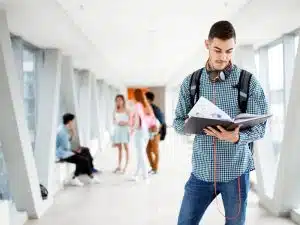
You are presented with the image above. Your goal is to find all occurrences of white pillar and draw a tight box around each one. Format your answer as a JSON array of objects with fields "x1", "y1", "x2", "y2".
[
  {"x1": 61, "y1": 56, "x2": 82, "y2": 145},
  {"x1": 78, "y1": 70, "x2": 92, "y2": 146},
  {"x1": 34, "y1": 49, "x2": 62, "y2": 195},
  {"x1": 272, "y1": 35, "x2": 300, "y2": 213},
  {"x1": 91, "y1": 75, "x2": 101, "y2": 153},
  {"x1": 283, "y1": 35, "x2": 295, "y2": 111},
  {"x1": 0, "y1": 9, "x2": 42, "y2": 218}
]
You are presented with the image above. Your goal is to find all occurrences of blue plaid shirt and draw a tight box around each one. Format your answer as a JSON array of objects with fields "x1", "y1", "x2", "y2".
[{"x1": 173, "y1": 64, "x2": 268, "y2": 182}]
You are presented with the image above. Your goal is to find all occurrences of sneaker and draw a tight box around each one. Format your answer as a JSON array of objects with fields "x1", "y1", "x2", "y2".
[
  {"x1": 88, "y1": 176, "x2": 101, "y2": 184},
  {"x1": 92, "y1": 168, "x2": 102, "y2": 174},
  {"x1": 69, "y1": 177, "x2": 84, "y2": 187}
]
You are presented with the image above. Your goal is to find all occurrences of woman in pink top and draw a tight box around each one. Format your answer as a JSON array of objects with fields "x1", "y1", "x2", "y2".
[{"x1": 131, "y1": 89, "x2": 157, "y2": 182}]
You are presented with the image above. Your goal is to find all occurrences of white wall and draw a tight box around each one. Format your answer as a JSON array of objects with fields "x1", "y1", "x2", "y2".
[{"x1": 148, "y1": 86, "x2": 166, "y2": 113}]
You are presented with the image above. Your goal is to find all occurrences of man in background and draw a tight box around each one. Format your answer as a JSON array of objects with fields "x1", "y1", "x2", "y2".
[{"x1": 145, "y1": 91, "x2": 166, "y2": 174}]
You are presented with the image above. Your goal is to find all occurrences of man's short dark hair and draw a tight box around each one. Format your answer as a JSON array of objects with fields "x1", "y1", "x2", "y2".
[
  {"x1": 208, "y1": 20, "x2": 236, "y2": 41},
  {"x1": 145, "y1": 92, "x2": 155, "y2": 101},
  {"x1": 63, "y1": 113, "x2": 75, "y2": 125}
]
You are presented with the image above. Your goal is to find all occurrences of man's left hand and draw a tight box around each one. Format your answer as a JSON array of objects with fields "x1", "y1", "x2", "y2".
[
  {"x1": 73, "y1": 147, "x2": 82, "y2": 154},
  {"x1": 203, "y1": 125, "x2": 240, "y2": 143}
]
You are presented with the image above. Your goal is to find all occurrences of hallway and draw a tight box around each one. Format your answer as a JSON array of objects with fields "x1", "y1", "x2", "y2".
[{"x1": 24, "y1": 133, "x2": 295, "y2": 225}]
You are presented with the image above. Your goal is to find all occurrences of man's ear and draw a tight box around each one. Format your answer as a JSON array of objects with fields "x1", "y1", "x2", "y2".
[{"x1": 205, "y1": 40, "x2": 210, "y2": 50}]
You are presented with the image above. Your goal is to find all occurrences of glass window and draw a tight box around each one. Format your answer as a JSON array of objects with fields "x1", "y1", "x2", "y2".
[
  {"x1": 255, "y1": 53, "x2": 259, "y2": 75},
  {"x1": 268, "y1": 43, "x2": 284, "y2": 91},
  {"x1": 0, "y1": 144, "x2": 11, "y2": 200},
  {"x1": 23, "y1": 48, "x2": 37, "y2": 147},
  {"x1": 295, "y1": 35, "x2": 299, "y2": 57},
  {"x1": 268, "y1": 43, "x2": 284, "y2": 151}
]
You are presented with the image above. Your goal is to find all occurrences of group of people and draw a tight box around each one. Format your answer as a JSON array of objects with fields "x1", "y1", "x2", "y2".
[
  {"x1": 55, "y1": 90, "x2": 166, "y2": 186},
  {"x1": 111, "y1": 90, "x2": 166, "y2": 182}
]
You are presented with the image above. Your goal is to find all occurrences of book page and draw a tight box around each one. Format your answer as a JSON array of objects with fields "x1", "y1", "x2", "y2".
[
  {"x1": 188, "y1": 96, "x2": 232, "y2": 122},
  {"x1": 234, "y1": 114, "x2": 272, "y2": 123},
  {"x1": 234, "y1": 113, "x2": 272, "y2": 121}
]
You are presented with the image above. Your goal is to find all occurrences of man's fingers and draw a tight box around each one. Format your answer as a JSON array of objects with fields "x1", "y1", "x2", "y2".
[
  {"x1": 217, "y1": 126, "x2": 226, "y2": 133},
  {"x1": 206, "y1": 127, "x2": 222, "y2": 139},
  {"x1": 234, "y1": 125, "x2": 241, "y2": 133},
  {"x1": 204, "y1": 129, "x2": 215, "y2": 136}
]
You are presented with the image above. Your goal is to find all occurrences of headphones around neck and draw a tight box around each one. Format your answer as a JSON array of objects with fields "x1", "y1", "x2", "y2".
[{"x1": 206, "y1": 60, "x2": 232, "y2": 83}]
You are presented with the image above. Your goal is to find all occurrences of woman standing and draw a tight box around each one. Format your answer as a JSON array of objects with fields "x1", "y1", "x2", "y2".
[
  {"x1": 112, "y1": 95, "x2": 130, "y2": 174},
  {"x1": 131, "y1": 89, "x2": 157, "y2": 182}
]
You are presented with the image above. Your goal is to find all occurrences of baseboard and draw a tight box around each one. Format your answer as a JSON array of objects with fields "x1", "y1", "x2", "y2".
[
  {"x1": 9, "y1": 202, "x2": 28, "y2": 225},
  {"x1": 291, "y1": 209, "x2": 300, "y2": 225},
  {"x1": 258, "y1": 195, "x2": 290, "y2": 217},
  {"x1": 0, "y1": 200, "x2": 9, "y2": 225}
]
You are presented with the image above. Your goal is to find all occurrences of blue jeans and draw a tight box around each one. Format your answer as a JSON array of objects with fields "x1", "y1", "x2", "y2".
[{"x1": 177, "y1": 172, "x2": 250, "y2": 225}]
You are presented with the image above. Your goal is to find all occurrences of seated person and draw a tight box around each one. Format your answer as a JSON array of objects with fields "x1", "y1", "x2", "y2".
[{"x1": 56, "y1": 113, "x2": 100, "y2": 186}]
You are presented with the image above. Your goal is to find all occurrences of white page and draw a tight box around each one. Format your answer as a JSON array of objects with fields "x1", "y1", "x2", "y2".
[{"x1": 188, "y1": 96, "x2": 232, "y2": 121}]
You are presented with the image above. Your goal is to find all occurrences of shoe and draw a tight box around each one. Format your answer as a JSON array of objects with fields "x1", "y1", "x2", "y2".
[
  {"x1": 92, "y1": 168, "x2": 102, "y2": 174},
  {"x1": 88, "y1": 176, "x2": 101, "y2": 184},
  {"x1": 113, "y1": 167, "x2": 121, "y2": 174},
  {"x1": 69, "y1": 177, "x2": 84, "y2": 187}
]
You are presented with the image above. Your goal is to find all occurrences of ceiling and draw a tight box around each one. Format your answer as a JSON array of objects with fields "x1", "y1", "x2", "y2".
[{"x1": 2, "y1": 0, "x2": 300, "y2": 87}]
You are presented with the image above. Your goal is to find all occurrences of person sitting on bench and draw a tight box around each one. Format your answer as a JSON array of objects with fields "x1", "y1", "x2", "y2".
[{"x1": 56, "y1": 113, "x2": 100, "y2": 186}]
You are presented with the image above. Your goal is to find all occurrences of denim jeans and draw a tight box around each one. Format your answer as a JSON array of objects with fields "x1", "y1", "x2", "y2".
[{"x1": 177, "y1": 172, "x2": 250, "y2": 225}]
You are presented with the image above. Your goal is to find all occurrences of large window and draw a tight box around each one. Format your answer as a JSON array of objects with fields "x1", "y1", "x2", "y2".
[
  {"x1": 295, "y1": 35, "x2": 299, "y2": 57},
  {"x1": 23, "y1": 48, "x2": 37, "y2": 147},
  {"x1": 268, "y1": 43, "x2": 284, "y2": 153}
]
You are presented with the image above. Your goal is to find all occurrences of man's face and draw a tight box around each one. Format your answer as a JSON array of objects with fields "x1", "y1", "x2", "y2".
[
  {"x1": 205, "y1": 37, "x2": 235, "y2": 70},
  {"x1": 67, "y1": 120, "x2": 75, "y2": 130}
]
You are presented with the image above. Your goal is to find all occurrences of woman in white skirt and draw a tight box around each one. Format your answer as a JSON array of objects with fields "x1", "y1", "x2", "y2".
[
  {"x1": 131, "y1": 89, "x2": 158, "y2": 182},
  {"x1": 111, "y1": 95, "x2": 130, "y2": 174}
]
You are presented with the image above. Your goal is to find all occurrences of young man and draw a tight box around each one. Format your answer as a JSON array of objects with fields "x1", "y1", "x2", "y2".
[
  {"x1": 56, "y1": 113, "x2": 100, "y2": 186},
  {"x1": 174, "y1": 21, "x2": 268, "y2": 225},
  {"x1": 145, "y1": 91, "x2": 166, "y2": 174}
]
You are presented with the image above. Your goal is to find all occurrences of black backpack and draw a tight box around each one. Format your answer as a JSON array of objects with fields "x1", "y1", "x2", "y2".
[
  {"x1": 189, "y1": 68, "x2": 254, "y2": 152},
  {"x1": 40, "y1": 184, "x2": 48, "y2": 200}
]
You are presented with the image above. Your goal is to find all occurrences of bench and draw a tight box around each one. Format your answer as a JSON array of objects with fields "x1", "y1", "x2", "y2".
[{"x1": 52, "y1": 138, "x2": 101, "y2": 194}]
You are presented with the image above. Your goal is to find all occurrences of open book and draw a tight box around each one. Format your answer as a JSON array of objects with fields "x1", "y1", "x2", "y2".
[{"x1": 184, "y1": 97, "x2": 271, "y2": 134}]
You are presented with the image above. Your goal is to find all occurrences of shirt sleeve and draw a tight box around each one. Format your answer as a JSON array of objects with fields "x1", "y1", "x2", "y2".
[
  {"x1": 173, "y1": 75, "x2": 193, "y2": 134},
  {"x1": 237, "y1": 75, "x2": 269, "y2": 146}
]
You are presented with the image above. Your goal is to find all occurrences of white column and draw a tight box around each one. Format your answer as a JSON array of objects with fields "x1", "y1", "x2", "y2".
[
  {"x1": 283, "y1": 35, "x2": 295, "y2": 111},
  {"x1": 97, "y1": 80, "x2": 106, "y2": 147},
  {"x1": 78, "y1": 70, "x2": 92, "y2": 146},
  {"x1": 0, "y1": 9, "x2": 42, "y2": 218},
  {"x1": 34, "y1": 49, "x2": 62, "y2": 194},
  {"x1": 272, "y1": 36, "x2": 300, "y2": 214},
  {"x1": 90, "y1": 74, "x2": 101, "y2": 154},
  {"x1": 61, "y1": 56, "x2": 82, "y2": 145}
]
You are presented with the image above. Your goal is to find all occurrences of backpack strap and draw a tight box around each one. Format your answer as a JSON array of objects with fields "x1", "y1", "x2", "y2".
[
  {"x1": 238, "y1": 69, "x2": 252, "y2": 113},
  {"x1": 189, "y1": 68, "x2": 204, "y2": 106},
  {"x1": 238, "y1": 69, "x2": 254, "y2": 153}
]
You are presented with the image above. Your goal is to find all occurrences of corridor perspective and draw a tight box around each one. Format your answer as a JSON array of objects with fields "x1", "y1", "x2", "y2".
[{"x1": 1, "y1": 0, "x2": 300, "y2": 225}]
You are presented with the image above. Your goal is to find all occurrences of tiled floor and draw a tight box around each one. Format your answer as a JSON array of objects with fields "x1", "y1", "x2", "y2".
[{"x1": 25, "y1": 135, "x2": 296, "y2": 225}]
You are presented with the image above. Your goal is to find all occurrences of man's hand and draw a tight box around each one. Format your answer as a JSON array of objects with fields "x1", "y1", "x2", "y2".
[
  {"x1": 203, "y1": 125, "x2": 240, "y2": 143},
  {"x1": 73, "y1": 147, "x2": 82, "y2": 154}
]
